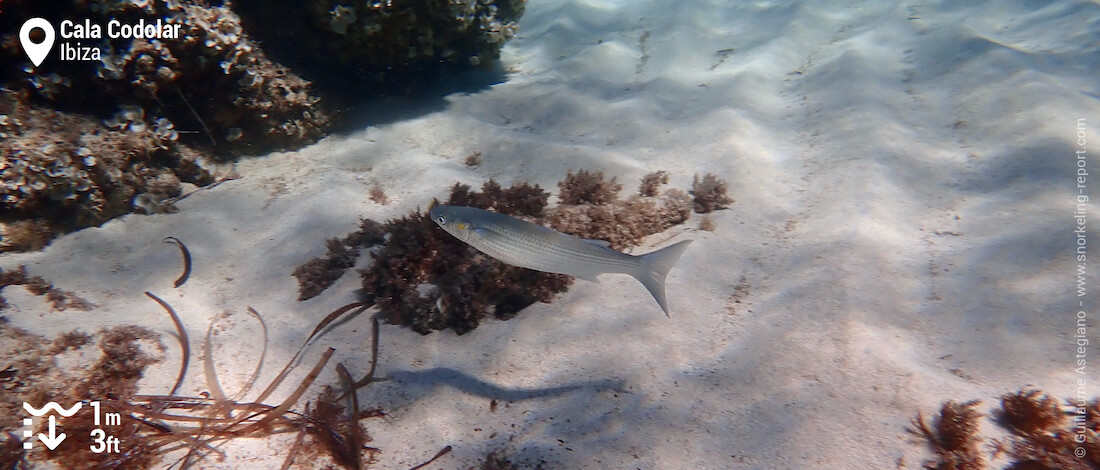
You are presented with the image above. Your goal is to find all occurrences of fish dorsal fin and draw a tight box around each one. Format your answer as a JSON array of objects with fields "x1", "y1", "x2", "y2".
[{"x1": 583, "y1": 239, "x2": 611, "y2": 248}]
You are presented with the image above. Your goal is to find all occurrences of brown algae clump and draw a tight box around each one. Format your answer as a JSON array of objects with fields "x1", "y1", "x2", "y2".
[
  {"x1": 0, "y1": 265, "x2": 94, "y2": 311},
  {"x1": 293, "y1": 219, "x2": 385, "y2": 301},
  {"x1": 639, "y1": 170, "x2": 669, "y2": 197},
  {"x1": 910, "y1": 400, "x2": 985, "y2": 470},
  {"x1": 911, "y1": 388, "x2": 1100, "y2": 470},
  {"x1": 548, "y1": 172, "x2": 692, "y2": 251},
  {"x1": 0, "y1": 322, "x2": 165, "y2": 470},
  {"x1": 691, "y1": 173, "x2": 733, "y2": 213},
  {"x1": 558, "y1": 169, "x2": 622, "y2": 205}
]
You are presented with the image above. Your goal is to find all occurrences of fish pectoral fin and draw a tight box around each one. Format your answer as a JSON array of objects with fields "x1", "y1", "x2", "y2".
[{"x1": 583, "y1": 239, "x2": 612, "y2": 248}]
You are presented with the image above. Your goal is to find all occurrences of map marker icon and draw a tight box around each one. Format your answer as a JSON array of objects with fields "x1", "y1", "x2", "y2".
[{"x1": 20, "y1": 18, "x2": 55, "y2": 67}]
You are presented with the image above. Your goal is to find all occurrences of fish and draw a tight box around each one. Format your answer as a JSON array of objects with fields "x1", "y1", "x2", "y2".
[{"x1": 429, "y1": 205, "x2": 692, "y2": 316}]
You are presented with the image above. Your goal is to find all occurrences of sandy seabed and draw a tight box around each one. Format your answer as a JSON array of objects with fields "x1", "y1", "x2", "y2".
[{"x1": 3, "y1": 0, "x2": 1099, "y2": 468}]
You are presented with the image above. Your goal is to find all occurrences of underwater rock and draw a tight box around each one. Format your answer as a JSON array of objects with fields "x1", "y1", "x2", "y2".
[
  {"x1": 231, "y1": 0, "x2": 527, "y2": 96},
  {"x1": 0, "y1": 90, "x2": 214, "y2": 252},
  {"x1": 0, "y1": 0, "x2": 328, "y2": 156}
]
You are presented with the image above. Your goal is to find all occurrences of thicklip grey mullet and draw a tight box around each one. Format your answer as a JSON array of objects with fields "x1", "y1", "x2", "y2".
[{"x1": 430, "y1": 205, "x2": 692, "y2": 316}]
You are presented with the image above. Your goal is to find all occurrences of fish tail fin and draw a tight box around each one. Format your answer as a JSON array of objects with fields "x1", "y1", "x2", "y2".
[{"x1": 635, "y1": 240, "x2": 693, "y2": 317}]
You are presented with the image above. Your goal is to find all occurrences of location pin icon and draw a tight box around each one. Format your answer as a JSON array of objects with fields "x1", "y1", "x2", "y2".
[{"x1": 20, "y1": 18, "x2": 55, "y2": 68}]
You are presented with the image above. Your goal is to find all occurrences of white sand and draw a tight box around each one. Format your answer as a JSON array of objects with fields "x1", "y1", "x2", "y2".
[{"x1": 4, "y1": 0, "x2": 1099, "y2": 468}]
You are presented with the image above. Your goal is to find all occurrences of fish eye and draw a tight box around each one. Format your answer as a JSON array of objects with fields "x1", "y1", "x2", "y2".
[{"x1": 435, "y1": 215, "x2": 446, "y2": 224}]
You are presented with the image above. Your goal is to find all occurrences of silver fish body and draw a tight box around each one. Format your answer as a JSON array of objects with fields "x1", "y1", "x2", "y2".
[{"x1": 429, "y1": 205, "x2": 692, "y2": 315}]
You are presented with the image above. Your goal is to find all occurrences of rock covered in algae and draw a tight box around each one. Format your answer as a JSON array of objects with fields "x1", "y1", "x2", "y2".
[
  {"x1": 0, "y1": 0, "x2": 328, "y2": 156},
  {"x1": 231, "y1": 0, "x2": 528, "y2": 96}
]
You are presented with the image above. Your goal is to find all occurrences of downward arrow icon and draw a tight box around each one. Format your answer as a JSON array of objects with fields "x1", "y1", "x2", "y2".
[{"x1": 38, "y1": 415, "x2": 66, "y2": 450}]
